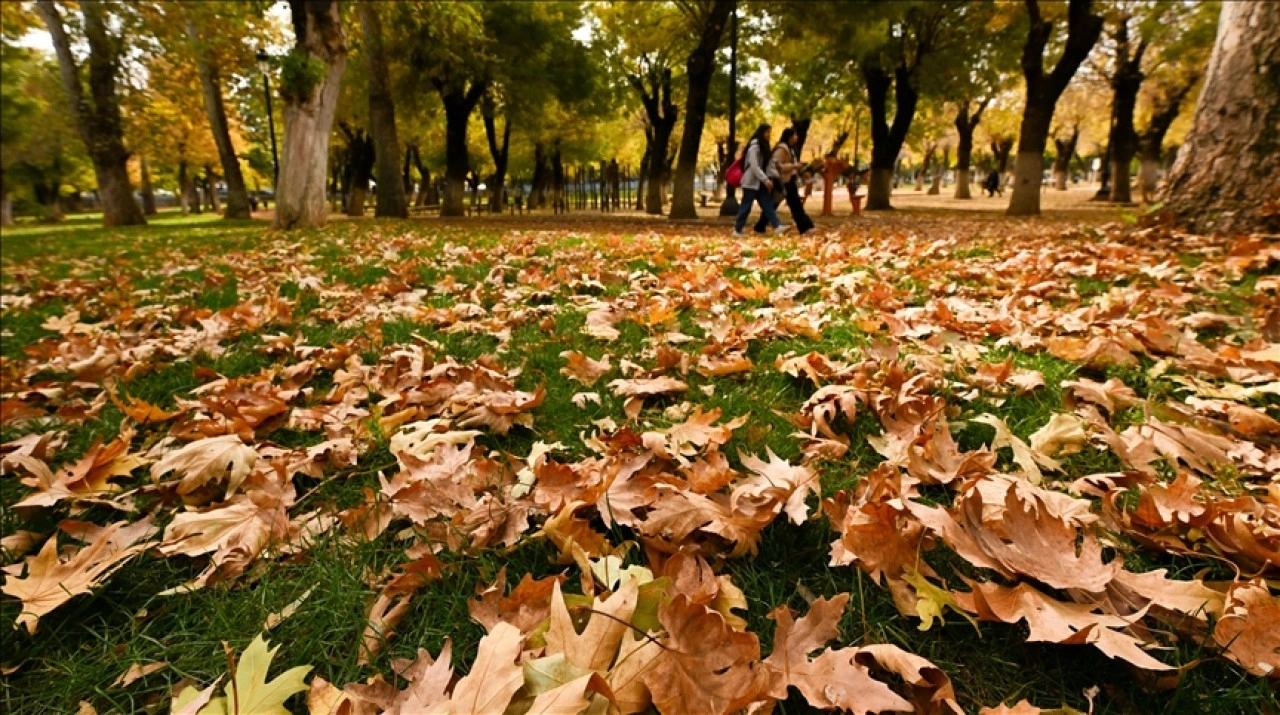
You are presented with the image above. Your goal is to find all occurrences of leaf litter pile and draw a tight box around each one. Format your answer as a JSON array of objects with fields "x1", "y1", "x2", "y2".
[{"x1": 0, "y1": 217, "x2": 1277, "y2": 714}]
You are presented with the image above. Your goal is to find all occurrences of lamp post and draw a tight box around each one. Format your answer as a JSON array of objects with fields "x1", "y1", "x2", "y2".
[
  {"x1": 718, "y1": 3, "x2": 739, "y2": 216},
  {"x1": 256, "y1": 50, "x2": 279, "y2": 187}
]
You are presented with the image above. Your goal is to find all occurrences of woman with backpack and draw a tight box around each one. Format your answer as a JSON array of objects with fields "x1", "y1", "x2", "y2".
[
  {"x1": 731, "y1": 123, "x2": 791, "y2": 238},
  {"x1": 752, "y1": 127, "x2": 813, "y2": 235}
]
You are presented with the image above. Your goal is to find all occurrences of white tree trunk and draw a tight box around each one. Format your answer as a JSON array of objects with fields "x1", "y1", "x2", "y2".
[{"x1": 274, "y1": 1, "x2": 347, "y2": 230}]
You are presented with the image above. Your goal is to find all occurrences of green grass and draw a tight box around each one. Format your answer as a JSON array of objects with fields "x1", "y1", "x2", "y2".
[{"x1": 0, "y1": 212, "x2": 1274, "y2": 715}]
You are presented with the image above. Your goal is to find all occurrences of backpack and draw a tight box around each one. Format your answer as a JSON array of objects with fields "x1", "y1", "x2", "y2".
[{"x1": 725, "y1": 157, "x2": 744, "y2": 188}]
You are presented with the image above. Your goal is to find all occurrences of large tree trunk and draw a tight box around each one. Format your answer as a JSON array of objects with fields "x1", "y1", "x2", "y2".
[
  {"x1": 35, "y1": 0, "x2": 145, "y2": 227},
  {"x1": 185, "y1": 14, "x2": 251, "y2": 219},
  {"x1": 1165, "y1": 2, "x2": 1280, "y2": 234},
  {"x1": 483, "y1": 105, "x2": 511, "y2": 214},
  {"x1": 1007, "y1": 0, "x2": 1104, "y2": 216},
  {"x1": 669, "y1": 0, "x2": 733, "y2": 220},
  {"x1": 358, "y1": 3, "x2": 408, "y2": 218},
  {"x1": 1053, "y1": 128, "x2": 1078, "y2": 190},
  {"x1": 864, "y1": 64, "x2": 919, "y2": 211},
  {"x1": 275, "y1": 0, "x2": 346, "y2": 229},
  {"x1": 953, "y1": 100, "x2": 987, "y2": 200},
  {"x1": 438, "y1": 82, "x2": 485, "y2": 217},
  {"x1": 138, "y1": 154, "x2": 158, "y2": 215}
]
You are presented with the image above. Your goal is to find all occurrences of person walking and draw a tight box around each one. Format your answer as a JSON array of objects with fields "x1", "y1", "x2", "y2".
[
  {"x1": 753, "y1": 127, "x2": 813, "y2": 235},
  {"x1": 733, "y1": 123, "x2": 790, "y2": 238}
]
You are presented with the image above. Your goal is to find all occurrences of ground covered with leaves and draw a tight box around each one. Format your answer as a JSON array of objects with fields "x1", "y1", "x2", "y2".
[{"x1": 1, "y1": 212, "x2": 1277, "y2": 715}]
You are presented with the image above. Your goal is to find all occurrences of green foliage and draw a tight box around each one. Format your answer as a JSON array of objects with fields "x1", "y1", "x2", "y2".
[{"x1": 278, "y1": 48, "x2": 328, "y2": 103}]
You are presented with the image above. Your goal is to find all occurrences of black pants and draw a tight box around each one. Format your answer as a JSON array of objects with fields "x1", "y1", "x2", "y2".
[{"x1": 754, "y1": 178, "x2": 815, "y2": 234}]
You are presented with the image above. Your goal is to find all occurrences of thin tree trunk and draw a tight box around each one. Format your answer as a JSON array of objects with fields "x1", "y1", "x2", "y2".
[
  {"x1": 1164, "y1": 1, "x2": 1280, "y2": 234},
  {"x1": 1053, "y1": 128, "x2": 1078, "y2": 190},
  {"x1": 1136, "y1": 79, "x2": 1197, "y2": 202},
  {"x1": 35, "y1": 0, "x2": 145, "y2": 227},
  {"x1": 275, "y1": 0, "x2": 347, "y2": 230},
  {"x1": 483, "y1": 105, "x2": 510, "y2": 214},
  {"x1": 205, "y1": 165, "x2": 220, "y2": 213},
  {"x1": 185, "y1": 13, "x2": 251, "y2": 219},
  {"x1": 670, "y1": 0, "x2": 733, "y2": 220},
  {"x1": 1007, "y1": 0, "x2": 1104, "y2": 216},
  {"x1": 953, "y1": 100, "x2": 986, "y2": 200},
  {"x1": 339, "y1": 123, "x2": 374, "y2": 217},
  {"x1": 1108, "y1": 20, "x2": 1147, "y2": 204},
  {"x1": 138, "y1": 154, "x2": 157, "y2": 215},
  {"x1": 359, "y1": 2, "x2": 408, "y2": 218},
  {"x1": 0, "y1": 168, "x2": 11, "y2": 226}
]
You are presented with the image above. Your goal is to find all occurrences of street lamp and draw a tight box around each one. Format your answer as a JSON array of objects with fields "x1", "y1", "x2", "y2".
[
  {"x1": 256, "y1": 50, "x2": 279, "y2": 187},
  {"x1": 718, "y1": 3, "x2": 739, "y2": 216}
]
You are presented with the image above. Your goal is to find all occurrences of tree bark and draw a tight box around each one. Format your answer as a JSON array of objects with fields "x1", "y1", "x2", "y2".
[
  {"x1": 274, "y1": 0, "x2": 346, "y2": 229},
  {"x1": 953, "y1": 99, "x2": 987, "y2": 199},
  {"x1": 1053, "y1": 128, "x2": 1078, "y2": 190},
  {"x1": 437, "y1": 81, "x2": 486, "y2": 217},
  {"x1": 1164, "y1": 1, "x2": 1280, "y2": 234},
  {"x1": 1007, "y1": 0, "x2": 1104, "y2": 216},
  {"x1": 863, "y1": 63, "x2": 919, "y2": 210},
  {"x1": 138, "y1": 154, "x2": 157, "y2": 215},
  {"x1": 35, "y1": 0, "x2": 145, "y2": 227},
  {"x1": 358, "y1": 3, "x2": 408, "y2": 218},
  {"x1": 185, "y1": 14, "x2": 251, "y2": 219},
  {"x1": 670, "y1": 0, "x2": 733, "y2": 220},
  {"x1": 1136, "y1": 80, "x2": 1196, "y2": 202}
]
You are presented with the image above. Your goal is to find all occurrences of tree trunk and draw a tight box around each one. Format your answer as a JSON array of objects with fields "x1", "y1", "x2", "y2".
[
  {"x1": 185, "y1": 14, "x2": 251, "y2": 219},
  {"x1": 35, "y1": 0, "x2": 145, "y2": 227},
  {"x1": 864, "y1": 63, "x2": 918, "y2": 211},
  {"x1": 138, "y1": 154, "x2": 157, "y2": 215},
  {"x1": 359, "y1": 3, "x2": 408, "y2": 218},
  {"x1": 669, "y1": 0, "x2": 733, "y2": 220},
  {"x1": 0, "y1": 168, "x2": 11, "y2": 226},
  {"x1": 928, "y1": 146, "x2": 945, "y2": 194},
  {"x1": 634, "y1": 147, "x2": 648, "y2": 211},
  {"x1": 438, "y1": 82, "x2": 485, "y2": 218},
  {"x1": 1136, "y1": 79, "x2": 1197, "y2": 203},
  {"x1": 483, "y1": 105, "x2": 511, "y2": 214},
  {"x1": 953, "y1": 100, "x2": 986, "y2": 200},
  {"x1": 647, "y1": 121, "x2": 674, "y2": 215},
  {"x1": 274, "y1": 0, "x2": 346, "y2": 229},
  {"x1": 1164, "y1": 2, "x2": 1280, "y2": 234},
  {"x1": 1053, "y1": 128, "x2": 1078, "y2": 190},
  {"x1": 1007, "y1": 0, "x2": 1104, "y2": 216},
  {"x1": 206, "y1": 165, "x2": 220, "y2": 213},
  {"x1": 1108, "y1": 21, "x2": 1146, "y2": 204},
  {"x1": 339, "y1": 124, "x2": 375, "y2": 217}
]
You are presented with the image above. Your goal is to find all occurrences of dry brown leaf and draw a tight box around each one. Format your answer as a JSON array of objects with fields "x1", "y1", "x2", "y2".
[{"x1": 643, "y1": 594, "x2": 764, "y2": 715}]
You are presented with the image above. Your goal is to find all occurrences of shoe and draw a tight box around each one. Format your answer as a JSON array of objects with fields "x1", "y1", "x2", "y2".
[
  {"x1": 775, "y1": 224, "x2": 793, "y2": 235},
  {"x1": 731, "y1": 231, "x2": 746, "y2": 238}
]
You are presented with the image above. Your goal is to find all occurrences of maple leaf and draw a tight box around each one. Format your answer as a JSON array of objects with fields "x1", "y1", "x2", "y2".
[
  {"x1": 761, "y1": 594, "x2": 916, "y2": 714},
  {"x1": 448, "y1": 621, "x2": 525, "y2": 714},
  {"x1": 173, "y1": 634, "x2": 311, "y2": 715},
  {"x1": 545, "y1": 578, "x2": 640, "y2": 671},
  {"x1": 469, "y1": 568, "x2": 563, "y2": 635},
  {"x1": 1028, "y1": 414, "x2": 1087, "y2": 460},
  {"x1": 151, "y1": 434, "x2": 259, "y2": 496},
  {"x1": 739, "y1": 449, "x2": 820, "y2": 525},
  {"x1": 609, "y1": 377, "x2": 688, "y2": 419},
  {"x1": 971, "y1": 413, "x2": 1057, "y2": 483},
  {"x1": 1214, "y1": 580, "x2": 1280, "y2": 678},
  {"x1": 643, "y1": 594, "x2": 764, "y2": 715},
  {"x1": 13, "y1": 431, "x2": 147, "y2": 508},
  {"x1": 955, "y1": 579, "x2": 1172, "y2": 671},
  {"x1": 560, "y1": 350, "x2": 613, "y2": 386},
  {"x1": 107, "y1": 388, "x2": 181, "y2": 424},
  {"x1": 2, "y1": 521, "x2": 152, "y2": 633}
]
